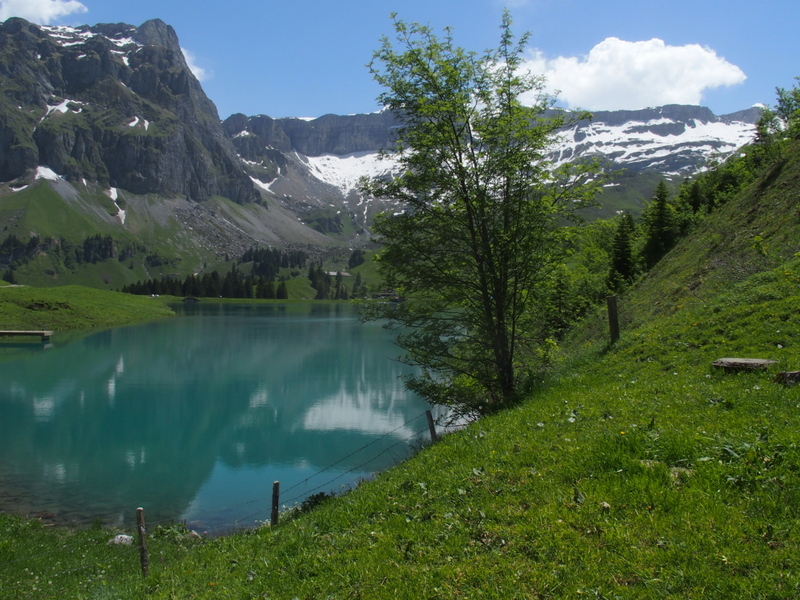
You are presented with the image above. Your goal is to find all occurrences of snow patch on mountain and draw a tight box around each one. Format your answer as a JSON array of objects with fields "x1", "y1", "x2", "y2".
[
  {"x1": 250, "y1": 176, "x2": 275, "y2": 193},
  {"x1": 126, "y1": 116, "x2": 150, "y2": 130},
  {"x1": 106, "y1": 187, "x2": 126, "y2": 224},
  {"x1": 551, "y1": 116, "x2": 756, "y2": 174},
  {"x1": 40, "y1": 25, "x2": 141, "y2": 49},
  {"x1": 305, "y1": 151, "x2": 399, "y2": 195},
  {"x1": 40, "y1": 98, "x2": 82, "y2": 122},
  {"x1": 35, "y1": 166, "x2": 61, "y2": 181}
]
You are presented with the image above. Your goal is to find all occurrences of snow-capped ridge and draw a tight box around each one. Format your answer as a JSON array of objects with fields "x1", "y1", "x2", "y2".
[
  {"x1": 40, "y1": 24, "x2": 143, "y2": 50},
  {"x1": 552, "y1": 108, "x2": 756, "y2": 175},
  {"x1": 227, "y1": 103, "x2": 759, "y2": 236}
]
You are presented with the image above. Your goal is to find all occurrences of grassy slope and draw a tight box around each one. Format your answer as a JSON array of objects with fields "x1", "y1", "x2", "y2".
[
  {"x1": 628, "y1": 143, "x2": 799, "y2": 327},
  {"x1": 0, "y1": 285, "x2": 176, "y2": 333},
  {"x1": 1, "y1": 182, "x2": 235, "y2": 289},
  {"x1": 132, "y1": 263, "x2": 798, "y2": 600},
  {"x1": 2, "y1": 144, "x2": 800, "y2": 599}
]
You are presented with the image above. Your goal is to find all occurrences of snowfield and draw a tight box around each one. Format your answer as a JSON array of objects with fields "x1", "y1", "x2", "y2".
[{"x1": 305, "y1": 152, "x2": 400, "y2": 195}]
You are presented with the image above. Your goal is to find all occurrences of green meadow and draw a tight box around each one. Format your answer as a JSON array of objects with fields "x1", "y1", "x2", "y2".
[
  {"x1": 1, "y1": 141, "x2": 799, "y2": 598},
  {"x1": 0, "y1": 284, "x2": 175, "y2": 336}
]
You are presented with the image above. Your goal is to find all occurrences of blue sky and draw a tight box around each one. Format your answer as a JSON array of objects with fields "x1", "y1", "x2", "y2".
[{"x1": 2, "y1": 0, "x2": 798, "y2": 120}]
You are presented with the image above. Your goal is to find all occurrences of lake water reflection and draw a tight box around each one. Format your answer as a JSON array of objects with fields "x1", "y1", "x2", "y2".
[{"x1": 0, "y1": 303, "x2": 433, "y2": 532}]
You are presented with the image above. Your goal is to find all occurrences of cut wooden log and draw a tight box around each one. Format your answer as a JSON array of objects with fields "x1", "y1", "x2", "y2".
[
  {"x1": 773, "y1": 371, "x2": 800, "y2": 385},
  {"x1": 712, "y1": 358, "x2": 777, "y2": 371}
]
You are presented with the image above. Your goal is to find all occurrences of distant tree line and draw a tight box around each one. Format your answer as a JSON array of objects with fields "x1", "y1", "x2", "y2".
[
  {"x1": 1, "y1": 234, "x2": 121, "y2": 266},
  {"x1": 307, "y1": 261, "x2": 369, "y2": 300},
  {"x1": 122, "y1": 266, "x2": 289, "y2": 299},
  {"x1": 0, "y1": 234, "x2": 145, "y2": 282},
  {"x1": 121, "y1": 247, "x2": 307, "y2": 299},
  {"x1": 240, "y1": 247, "x2": 308, "y2": 279}
]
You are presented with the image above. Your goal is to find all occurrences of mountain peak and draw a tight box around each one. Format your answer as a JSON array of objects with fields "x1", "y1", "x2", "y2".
[
  {"x1": 0, "y1": 16, "x2": 258, "y2": 204},
  {"x1": 131, "y1": 18, "x2": 180, "y2": 50}
]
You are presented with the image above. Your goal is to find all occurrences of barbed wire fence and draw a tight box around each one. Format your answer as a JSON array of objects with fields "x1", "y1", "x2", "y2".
[{"x1": 0, "y1": 408, "x2": 460, "y2": 585}]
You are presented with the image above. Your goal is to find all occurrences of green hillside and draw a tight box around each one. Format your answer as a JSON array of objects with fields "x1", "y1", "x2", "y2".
[
  {"x1": 0, "y1": 182, "x2": 242, "y2": 289},
  {"x1": 124, "y1": 139, "x2": 798, "y2": 598},
  {"x1": 2, "y1": 146, "x2": 800, "y2": 599},
  {"x1": 0, "y1": 285, "x2": 175, "y2": 332},
  {"x1": 614, "y1": 138, "x2": 800, "y2": 333}
]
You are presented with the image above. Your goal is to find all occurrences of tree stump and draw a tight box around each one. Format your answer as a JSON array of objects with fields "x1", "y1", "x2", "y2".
[
  {"x1": 773, "y1": 371, "x2": 800, "y2": 385},
  {"x1": 712, "y1": 358, "x2": 777, "y2": 372}
]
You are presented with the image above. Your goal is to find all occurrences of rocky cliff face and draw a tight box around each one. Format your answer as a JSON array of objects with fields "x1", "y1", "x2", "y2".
[
  {"x1": 556, "y1": 105, "x2": 761, "y2": 174},
  {"x1": 0, "y1": 16, "x2": 763, "y2": 273},
  {"x1": 0, "y1": 17, "x2": 258, "y2": 204},
  {"x1": 224, "y1": 104, "x2": 759, "y2": 234},
  {"x1": 225, "y1": 104, "x2": 759, "y2": 177},
  {"x1": 224, "y1": 111, "x2": 399, "y2": 157}
]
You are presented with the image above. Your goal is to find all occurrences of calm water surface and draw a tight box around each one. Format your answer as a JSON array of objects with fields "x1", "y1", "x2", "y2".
[{"x1": 0, "y1": 303, "x2": 434, "y2": 532}]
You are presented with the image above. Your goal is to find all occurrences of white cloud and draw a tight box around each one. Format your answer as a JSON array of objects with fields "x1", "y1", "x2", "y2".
[
  {"x1": 521, "y1": 37, "x2": 746, "y2": 111},
  {"x1": 0, "y1": 0, "x2": 87, "y2": 24},
  {"x1": 181, "y1": 47, "x2": 208, "y2": 82}
]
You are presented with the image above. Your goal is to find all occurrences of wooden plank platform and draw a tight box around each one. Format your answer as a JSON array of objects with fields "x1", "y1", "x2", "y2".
[
  {"x1": 0, "y1": 330, "x2": 53, "y2": 341},
  {"x1": 712, "y1": 357, "x2": 777, "y2": 371}
]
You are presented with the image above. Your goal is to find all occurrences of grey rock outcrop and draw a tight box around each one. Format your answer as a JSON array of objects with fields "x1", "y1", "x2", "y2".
[
  {"x1": 0, "y1": 17, "x2": 258, "y2": 204},
  {"x1": 224, "y1": 110, "x2": 399, "y2": 159}
]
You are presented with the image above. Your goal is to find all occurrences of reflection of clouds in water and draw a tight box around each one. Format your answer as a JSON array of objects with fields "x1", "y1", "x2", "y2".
[
  {"x1": 0, "y1": 305, "x2": 431, "y2": 530},
  {"x1": 33, "y1": 396, "x2": 55, "y2": 422},
  {"x1": 236, "y1": 387, "x2": 278, "y2": 427},
  {"x1": 43, "y1": 462, "x2": 66, "y2": 483},
  {"x1": 302, "y1": 383, "x2": 417, "y2": 438},
  {"x1": 249, "y1": 387, "x2": 269, "y2": 408},
  {"x1": 125, "y1": 448, "x2": 146, "y2": 470},
  {"x1": 107, "y1": 354, "x2": 125, "y2": 404},
  {"x1": 293, "y1": 457, "x2": 312, "y2": 470}
]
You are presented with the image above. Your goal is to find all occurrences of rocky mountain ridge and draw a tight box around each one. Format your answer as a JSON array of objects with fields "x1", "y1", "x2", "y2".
[
  {"x1": 0, "y1": 16, "x2": 761, "y2": 287},
  {"x1": 226, "y1": 104, "x2": 758, "y2": 234},
  {"x1": 227, "y1": 105, "x2": 759, "y2": 170},
  {"x1": 0, "y1": 17, "x2": 258, "y2": 204}
]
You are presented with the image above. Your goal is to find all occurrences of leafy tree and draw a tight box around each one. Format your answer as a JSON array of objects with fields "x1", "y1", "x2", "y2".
[
  {"x1": 757, "y1": 76, "x2": 800, "y2": 145},
  {"x1": 361, "y1": 13, "x2": 600, "y2": 415}
]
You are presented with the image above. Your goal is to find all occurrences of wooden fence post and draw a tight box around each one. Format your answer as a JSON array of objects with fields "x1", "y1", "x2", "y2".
[
  {"x1": 607, "y1": 295, "x2": 620, "y2": 343},
  {"x1": 271, "y1": 481, "x2": 280, "y2": 527},
  {"x1": 136, "y1": 507, "x2": 149, "y2": 578},
  {"x1": 426, "y1": 410, "x2": 438, "y2": 443}
]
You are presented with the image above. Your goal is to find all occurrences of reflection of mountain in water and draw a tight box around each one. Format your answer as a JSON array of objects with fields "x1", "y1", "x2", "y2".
[{"x1": 0, "y1": 303, "x2": 428, "y2": 526}]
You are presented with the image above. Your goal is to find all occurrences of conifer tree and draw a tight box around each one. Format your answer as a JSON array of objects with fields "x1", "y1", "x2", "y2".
[
  {"x1": 641, "y1": 180, "x2": 679, "y2": 269},
  {"x1": 607, "y1": 212, "x2": 636, "y2": 292},
  {"x1": 276, "y1": 281, "x2": 288, "y2": 300}
]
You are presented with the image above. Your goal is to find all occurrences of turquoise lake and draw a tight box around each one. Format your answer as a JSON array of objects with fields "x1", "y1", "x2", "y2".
[{"x1": 0, "y1": 303, "x2": 436, "y2": 533}]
